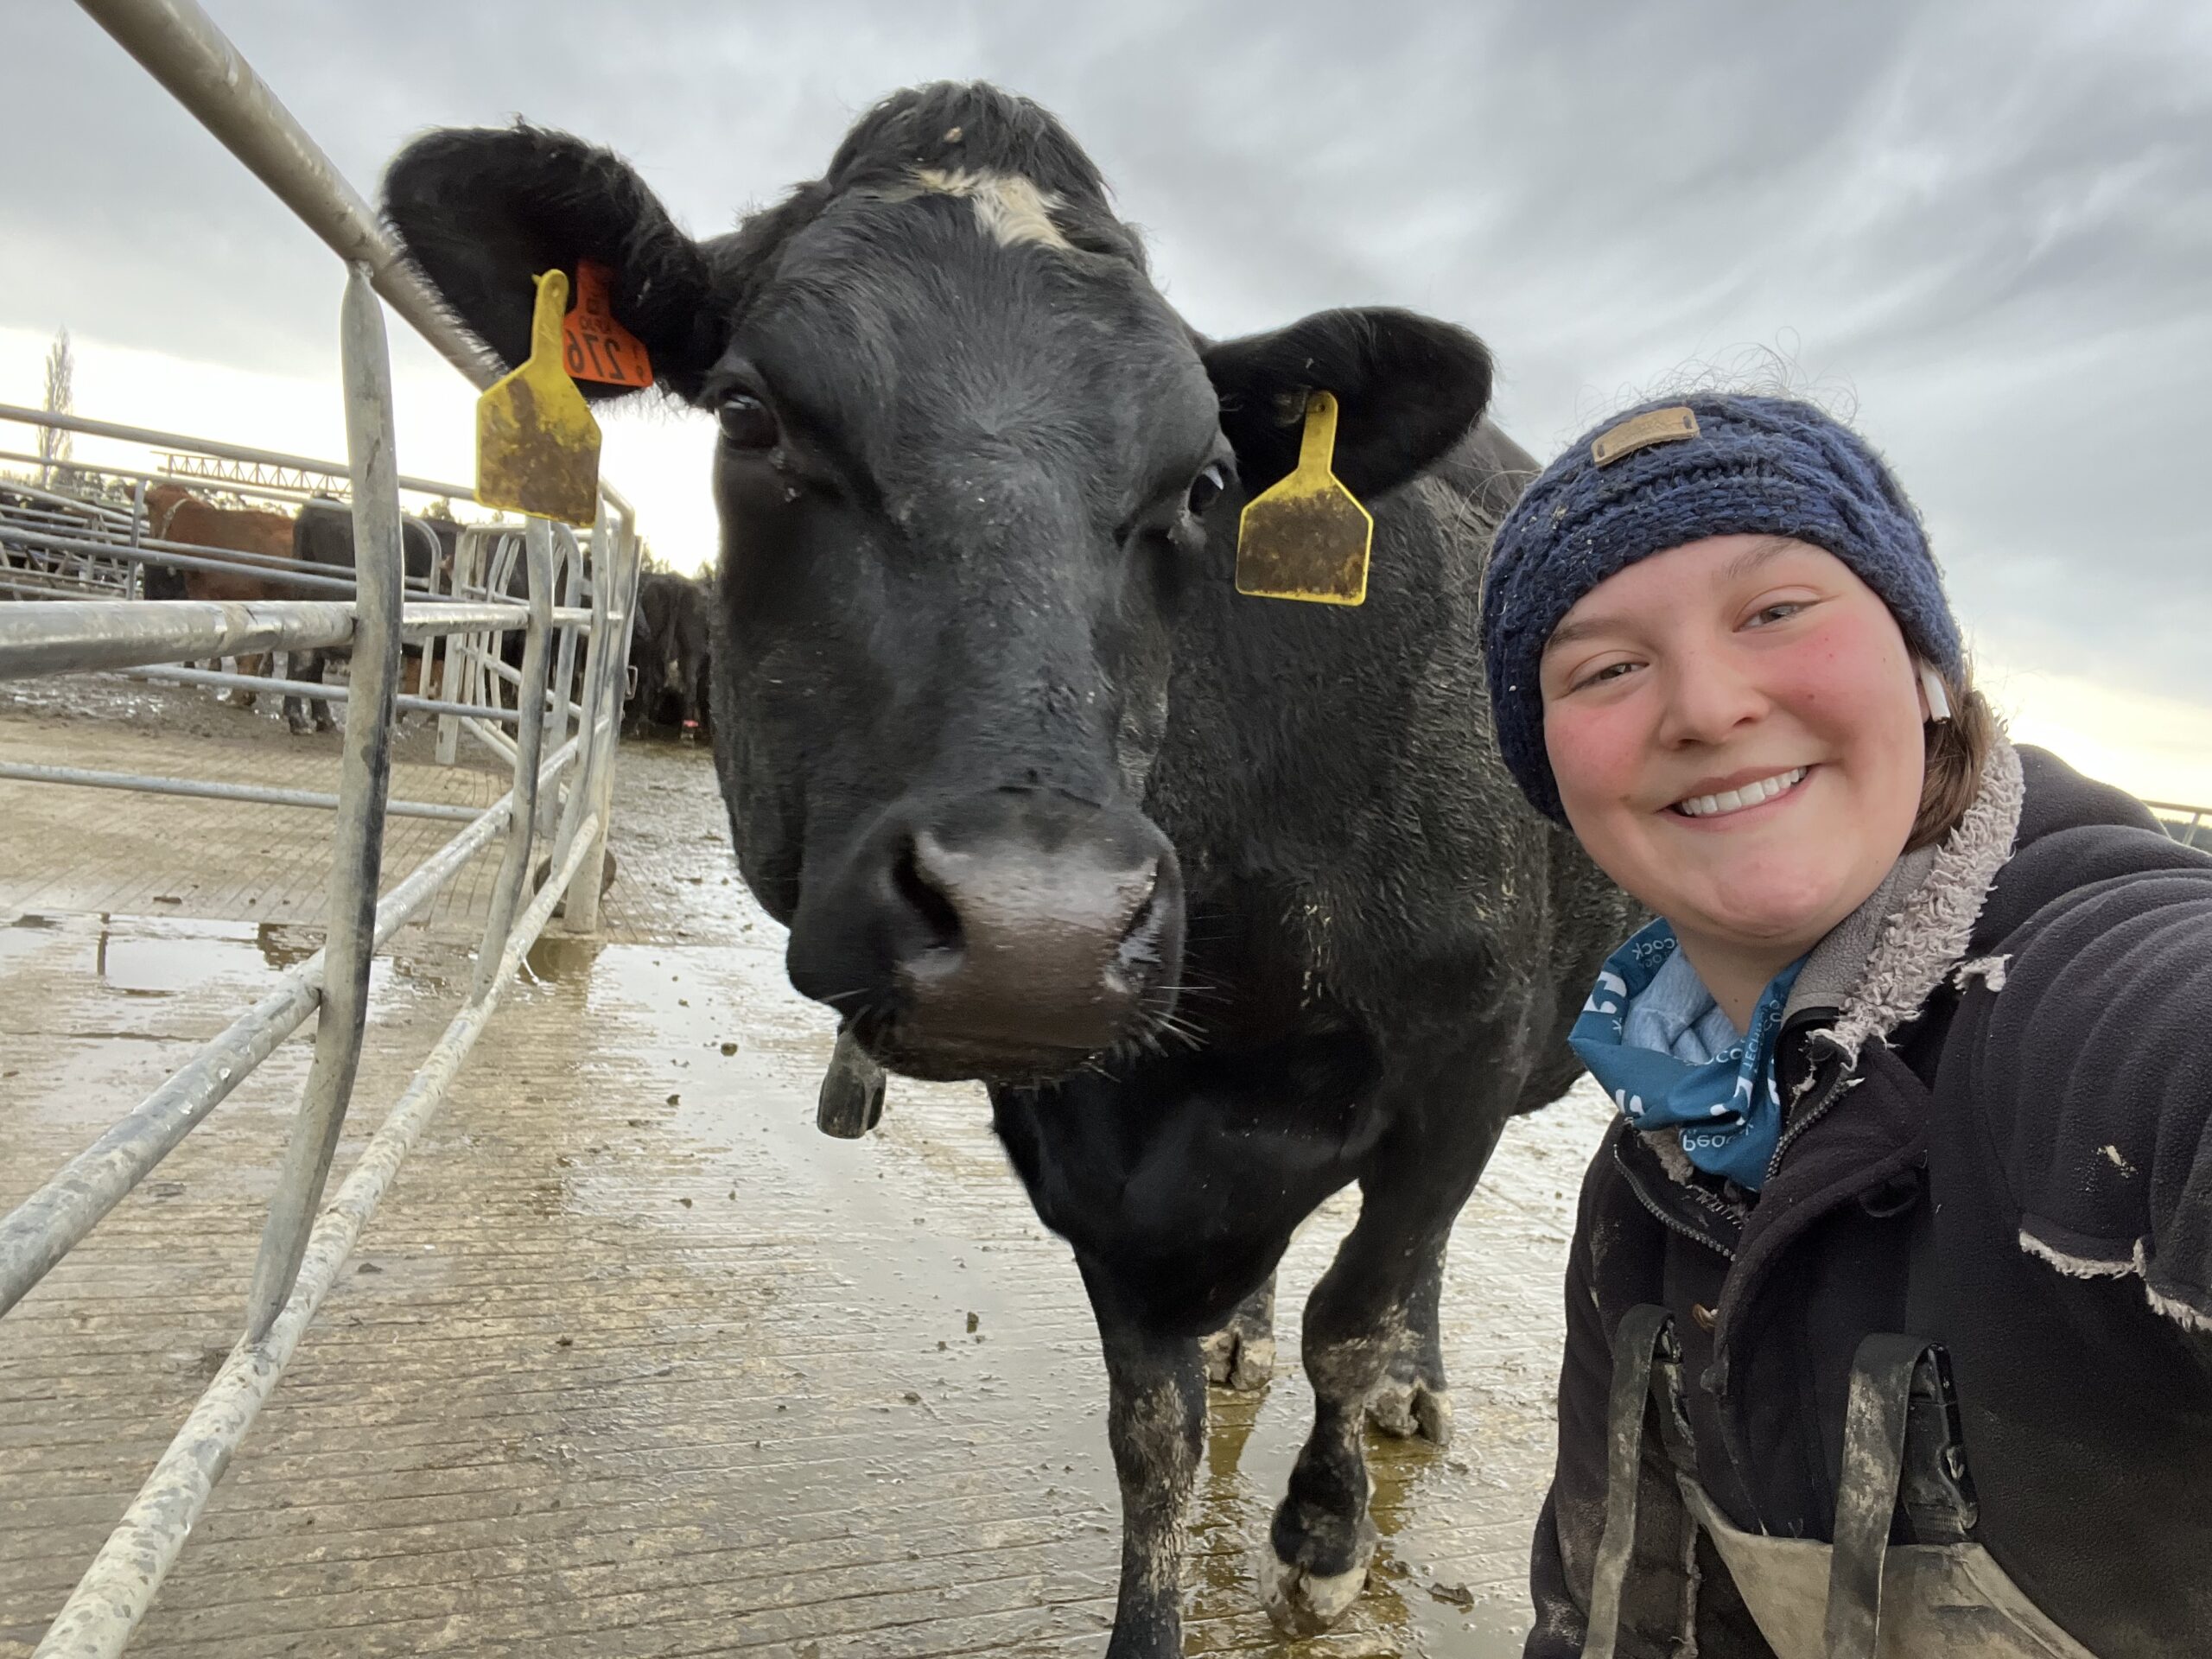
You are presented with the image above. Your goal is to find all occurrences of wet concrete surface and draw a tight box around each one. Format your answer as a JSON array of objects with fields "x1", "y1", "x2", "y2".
[{"x1": 0, "y1": 680, "x2": 1612, "y2": 1657}]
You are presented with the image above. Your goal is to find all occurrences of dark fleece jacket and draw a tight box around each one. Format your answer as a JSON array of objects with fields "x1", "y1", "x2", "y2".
[{"x1": 1527, "y1": 745, "x2": 2212, "y2": 1658}]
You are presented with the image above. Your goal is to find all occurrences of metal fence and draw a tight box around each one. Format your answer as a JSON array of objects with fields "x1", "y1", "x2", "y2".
[
  {"x1": 0, "y1": 405, "x2": 594, "y2": 752},
  {"x1": 2149, "y1": 800, "x2": 2212, "y2": 855},
  {"x1": 0, "y1": 2, "x2": 643, "y2": 1653}
]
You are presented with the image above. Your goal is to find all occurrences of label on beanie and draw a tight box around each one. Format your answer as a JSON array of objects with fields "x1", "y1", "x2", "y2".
[{"x1": 1591, "y1": 405, "x2": 1700, "y2": 467}]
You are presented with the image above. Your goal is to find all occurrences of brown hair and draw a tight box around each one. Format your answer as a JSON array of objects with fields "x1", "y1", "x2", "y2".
[{"x1": 1906, "y1": 663, "x2": 1998, "y2": 852}]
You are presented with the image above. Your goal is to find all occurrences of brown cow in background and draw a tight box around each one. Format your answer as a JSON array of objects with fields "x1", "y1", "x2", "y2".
[{"x1": 141, "y1": 482, "x2": 299, "y2": 709}]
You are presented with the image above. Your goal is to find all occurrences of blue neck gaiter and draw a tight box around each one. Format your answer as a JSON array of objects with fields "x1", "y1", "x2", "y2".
[{"x1": 1569, "y1": 919, "x2": 1806, "y2": 1192}]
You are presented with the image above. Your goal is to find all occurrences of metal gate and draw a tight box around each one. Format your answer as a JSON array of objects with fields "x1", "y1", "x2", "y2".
[{"x1": 0, "y1": 2, "x2": 645, "y2": 1652}]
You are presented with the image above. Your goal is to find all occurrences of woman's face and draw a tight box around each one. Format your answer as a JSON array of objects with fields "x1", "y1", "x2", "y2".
[{"x1": 1540, "y1": 534, "x2": 1927, "y2": 968}]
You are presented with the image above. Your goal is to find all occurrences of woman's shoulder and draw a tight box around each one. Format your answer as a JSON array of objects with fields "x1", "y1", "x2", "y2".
[
  {"x1": 1964, "y1": 743, "x2": 2212, "y2": 1060},
  {"x1": 1974, "y1": 745, "x2": 2212, "y2": 952},
  {"x1": 1942, "y1": 748, "x2": 2212, "y2": 1334}
]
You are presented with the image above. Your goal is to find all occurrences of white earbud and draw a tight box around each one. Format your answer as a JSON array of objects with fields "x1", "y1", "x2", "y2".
[{"x1": 1917, "y1": 659, "x2": 1953, "y2": 723}]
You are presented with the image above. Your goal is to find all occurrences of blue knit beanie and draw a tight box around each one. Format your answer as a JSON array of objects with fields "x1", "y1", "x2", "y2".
[{"x1": 1481, "y1": 393, "x2": 1961, "y2": 823}]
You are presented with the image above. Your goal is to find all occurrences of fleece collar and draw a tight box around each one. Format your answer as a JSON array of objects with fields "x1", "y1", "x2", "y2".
[{"x1": 1798, "y1": 733, "x2": 2024, "y2": 1065}]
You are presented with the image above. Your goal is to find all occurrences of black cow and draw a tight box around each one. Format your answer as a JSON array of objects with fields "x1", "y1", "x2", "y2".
[
  {"x1": 285, "y1": 495, "x2": 459, "y2": 734},
  {"x1": 624, "y1": 569, "x2": 712, "y2": 737},
  {"x1": 388, "y1": 85, "x2": 1630, "y2": 1657}
]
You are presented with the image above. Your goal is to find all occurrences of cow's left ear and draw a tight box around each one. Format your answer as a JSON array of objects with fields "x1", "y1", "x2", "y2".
[{"x1": 1202, "y1": 308, "x2": 1493, "y2": 500}]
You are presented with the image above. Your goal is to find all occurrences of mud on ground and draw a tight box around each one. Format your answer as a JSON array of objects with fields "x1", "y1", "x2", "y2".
[{"x1": 0, "y1": 674, "x2": 1611, "y2": 1658}]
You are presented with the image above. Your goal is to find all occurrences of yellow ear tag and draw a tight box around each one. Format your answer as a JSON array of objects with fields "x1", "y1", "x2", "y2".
[
  {"x1": 1234, "y1": 390, "x2": 1373, "y2": 606},
  {"x1": 474, "y1": 268, "x2": 602, "y2": 527}
]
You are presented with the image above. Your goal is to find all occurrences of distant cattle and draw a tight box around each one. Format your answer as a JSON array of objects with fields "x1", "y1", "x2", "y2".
[
  {"x1": 284, "y1": 496, "x2": 457, "y2": 732},
  {"x1": 429, "y1": 524, "x2": 601, "y2": 728},
  {"x1": 465, "y1": 530, "x2": 586, "y2": 715},
  {"x1": 623, "y1": 569, "x2": 711, "y2": 738},
  {"x1": 140, "y1": 483, "x2": 301, "y2": 709}
]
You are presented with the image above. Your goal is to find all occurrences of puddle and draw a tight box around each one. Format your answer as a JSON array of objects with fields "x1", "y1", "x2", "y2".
[
  {"x1": 96, "y1": 914, "x2": 271, "y2": 995},
  {"x1": 0, "y1": 912, "x2": 71, "y2": 970},
  {"x1": 254, "y1": 922, "x2": 321, "y2": 970},
  {"x1": 0, "y1": 909, "x2": 450, "y2": 1020},
  {"x1": 524, "y1": 933, "x2": 605, "y2": 983}
]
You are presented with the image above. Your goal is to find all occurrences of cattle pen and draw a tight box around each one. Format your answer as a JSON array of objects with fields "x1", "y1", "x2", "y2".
[
  {"x1": 0, "y1": 1, "x2": 1608, "y2": 1638},
  {"x1": 10, "y1": 8, "x2": 2212, "y2": 1659},
  {"x1": 3, "y1": 0, "x2": 639, "y2": 1652}
]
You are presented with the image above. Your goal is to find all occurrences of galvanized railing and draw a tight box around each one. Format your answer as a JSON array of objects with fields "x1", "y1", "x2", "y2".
[
  {"x1": 2148, "y1": 799, "x2": 2212, "y2": 854},
  {"x1": 0, "y1": 429, "x2": 459, "y2": 606},
  {"x1": 0, "y1": 2, "x2": 645, "y2": 1653},
  {"x1": 0, "y1": 410, "x2": 597, "y2": 790}
]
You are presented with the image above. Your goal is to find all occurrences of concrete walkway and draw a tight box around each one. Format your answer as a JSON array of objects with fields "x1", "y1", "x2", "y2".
[{"x1": 0, "y1": 681, "x2": 1611, "y2": 1658}]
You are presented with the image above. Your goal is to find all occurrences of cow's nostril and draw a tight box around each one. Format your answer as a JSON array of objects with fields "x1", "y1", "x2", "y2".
[
  {"x1": 1109, "y1": 865, "x2": 1166, "y2": 989},
  {"x1": 892, "y1": 840, "x2": 963, "y2": 953}
]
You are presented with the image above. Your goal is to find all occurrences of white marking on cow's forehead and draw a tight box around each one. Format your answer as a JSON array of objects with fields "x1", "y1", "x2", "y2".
[{"x1": 904, "y1": 167, "x2": 1073, "y2": 252}]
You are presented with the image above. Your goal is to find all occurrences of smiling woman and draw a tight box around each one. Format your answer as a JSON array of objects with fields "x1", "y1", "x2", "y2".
[
  {"x1": 1539, "y1": 532, "x2": 1931, "y2": 1030},
  {"x1": 1481, "y1": 392, "x2": 2212, "y2": 1658}
]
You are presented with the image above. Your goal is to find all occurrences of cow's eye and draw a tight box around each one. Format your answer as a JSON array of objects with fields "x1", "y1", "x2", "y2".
[
  {"x1": 717, "y1": 393, "x2": 778, "y2": 450},
  {"x1": 1186, "y1": 462, "x2": 1228, "y2": 515}
]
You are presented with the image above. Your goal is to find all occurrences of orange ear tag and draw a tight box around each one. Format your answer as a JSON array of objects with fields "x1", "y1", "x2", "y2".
[{"x1": 561, "y1": 260, "x2": 654, "y2": 391}]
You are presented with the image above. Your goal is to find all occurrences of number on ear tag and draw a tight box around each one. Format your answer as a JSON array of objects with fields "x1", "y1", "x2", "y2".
[
  {"x1": 1235, "y1": 391, "x2": 1373, "y2": 606},
  {"x1": 562, "y1": 260, "x2": 654, "y2": 391},
  {"x1": 475, "y1": 268, "x2": 602, "y2": 528}
]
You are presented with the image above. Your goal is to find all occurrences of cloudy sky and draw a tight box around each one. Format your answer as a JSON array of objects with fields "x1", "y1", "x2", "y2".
[{"x1": 5, "y1": 0, "x2": 2208, "y2": 798}]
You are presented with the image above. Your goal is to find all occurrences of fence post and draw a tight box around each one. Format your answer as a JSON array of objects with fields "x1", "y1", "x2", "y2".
[
  {"x1": 435, "y1": 527, "x2": 480, "y2": 766},
  {"x1": 561, "y1": 511, "x2": 635, "y2": 931},
  {"x1": 469, "y1": 520, "x2": 554, "y2": 997},
  {"x1": 537, "y1": 526, "x2": 582, "y2": 840},
  {"x1": 242, "y1": 264, "x2": 404, "y2": 1342},
  {"x1": 125, "y1": 476, "x2": 146, "y2": 599}
]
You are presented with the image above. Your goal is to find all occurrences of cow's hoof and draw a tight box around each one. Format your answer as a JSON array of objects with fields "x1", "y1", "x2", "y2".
[
  {"x1": 1367, "y1": 1376, "x2": 1454, "y2": 1446},
  {"x1": 1201, "y1": 1327, "x2": 1275, "y2": 1391},
  {"x1": 1263, "y1": 1539, "x2": 1373, "y2": 1636}
]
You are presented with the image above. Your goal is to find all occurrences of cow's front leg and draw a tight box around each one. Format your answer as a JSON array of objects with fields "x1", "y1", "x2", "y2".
[
  {"x1": 283, "y1": 652, "x2": 320, "y2": 735},
  {"x1": 1265, "y1": 1117, "x2": 1504, "y2": 1635},
  {"x1": 1080, "y1": 1260, "x2": 1206, "y2": 1659},
  {"x1": 1199, "y1": 1271, "x2": 1275, "y2": 1391},
  {"x1": 230, "y1": 652, "x2": 266, "y2": 710}
]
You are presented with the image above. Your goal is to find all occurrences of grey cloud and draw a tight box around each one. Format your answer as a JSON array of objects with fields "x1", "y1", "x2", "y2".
[{"x1": 6, "y1": 0, "x2": 2207, "y2": 705}]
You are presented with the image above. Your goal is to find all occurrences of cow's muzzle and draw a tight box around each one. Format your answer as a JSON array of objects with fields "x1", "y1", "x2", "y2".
[{"x1": 787, "y1": 788, "x2": 1185, "y2": 1082}]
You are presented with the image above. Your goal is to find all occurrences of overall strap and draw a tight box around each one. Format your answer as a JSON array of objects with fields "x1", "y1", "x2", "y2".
[
  {"x1": 1824, "y1": 1333, "x2": 1924, "y2": 1658},
  {"x1": 1898, "y1": 1175, "x2": 1979, "y2": 1546},
  {"x1": 1824, "y1": 1342, "x2": 1979, "y2": 1655},
  {"x1": 1586, "y1": 1305, "x2": 1699, "y2": 1659},
  {"x1": 1826, "y1": 1177, "x2": 1980, "y2": 1658}
]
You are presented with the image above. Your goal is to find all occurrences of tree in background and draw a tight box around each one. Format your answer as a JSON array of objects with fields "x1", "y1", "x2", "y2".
[{"x1": 39, "y1": 328, "x2": 75, "y2": 493}]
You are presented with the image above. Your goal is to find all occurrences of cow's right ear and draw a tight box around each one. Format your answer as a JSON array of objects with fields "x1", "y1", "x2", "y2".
[
  {"x1": 1202, "y1": 308, "x2": 1493, "y2": 502},
  {"x1": 383, "y1": 124, "x2": 727, "y2": 404}
]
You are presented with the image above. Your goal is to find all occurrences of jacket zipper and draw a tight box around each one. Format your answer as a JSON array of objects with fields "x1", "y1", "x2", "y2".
[
  {"x1": 1622, "y1": 1164, "x2": 1738, "y2": 1262},
  {"x1": 1765, "y1": 1052, "x2": 1851, "y2": 1183}
]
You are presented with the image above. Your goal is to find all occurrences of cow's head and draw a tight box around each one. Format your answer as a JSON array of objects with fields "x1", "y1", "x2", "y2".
[{"x1": 386, "y1": 84, "x2": 1491, "y2": 1083}]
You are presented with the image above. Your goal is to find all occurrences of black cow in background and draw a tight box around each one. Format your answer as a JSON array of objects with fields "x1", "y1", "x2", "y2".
[
  {"x1": 623, "y1": 569, "x2": 712, "y2": 738},
  {"x1": 387, "y1": 84, "x2": 1631, "y2": 1659},
  {"x1": 284, "y1": 495, "x2": 458, "y2": 734}
]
